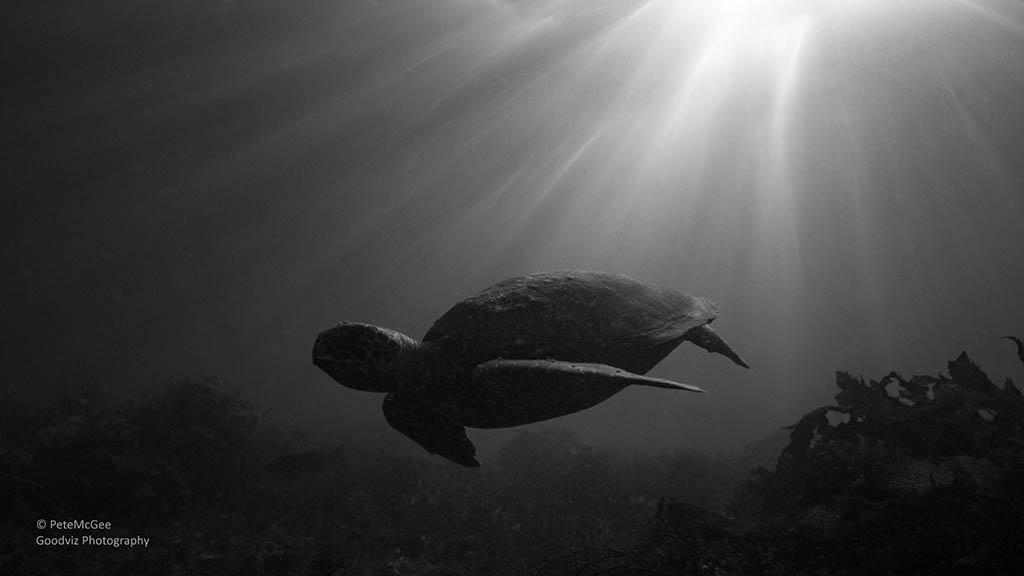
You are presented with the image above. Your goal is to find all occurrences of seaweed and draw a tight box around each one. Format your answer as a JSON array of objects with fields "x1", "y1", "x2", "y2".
[{"x1": 731, "y1": 351, "x2": 1024, "y2": 574}]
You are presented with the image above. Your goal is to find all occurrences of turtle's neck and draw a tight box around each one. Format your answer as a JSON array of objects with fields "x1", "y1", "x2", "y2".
[{"x1": 386, "y1": 339, "x2": 465, "y2": 398}]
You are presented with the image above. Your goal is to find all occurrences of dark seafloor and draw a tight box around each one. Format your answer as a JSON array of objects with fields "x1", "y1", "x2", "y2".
[{"x1": 3, "y1": 344, "x2": 1022, "y2": 575}]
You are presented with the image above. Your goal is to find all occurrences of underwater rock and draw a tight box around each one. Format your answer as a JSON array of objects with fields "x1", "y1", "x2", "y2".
[
  {"x1": 738, "y1": 427, "x2": 791, "y2": 472},
  {"x1": 265, "y1": 444, "x2": 347, "y2": 477},
  {"x1": 734, "y1": 351, "x2": 1024, "y2": 573},
  {"x1": 0, "y1": 448, "x2": 34, "y2": 477},
  {"x1": 656, "y1": 498, "x2": 739, "y2": 539}
]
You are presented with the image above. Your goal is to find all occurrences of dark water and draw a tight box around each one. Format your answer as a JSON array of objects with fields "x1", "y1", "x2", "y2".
[{"x1": 5, "y1": 0, "x2": 1024, "y2": 573}]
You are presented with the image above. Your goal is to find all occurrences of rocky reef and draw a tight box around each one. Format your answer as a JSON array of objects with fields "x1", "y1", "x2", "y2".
[
  {"x1": 653, "y1": 351, "x2": 1024, "y2": 575},
  {"x1": 3, "y1": 351, "x2": 1022, "y2": 575}
]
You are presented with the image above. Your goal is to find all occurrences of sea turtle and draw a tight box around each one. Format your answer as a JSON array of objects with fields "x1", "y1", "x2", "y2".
[{"x1": 312, "y1": 270, "x2": 749, "y2": 467}]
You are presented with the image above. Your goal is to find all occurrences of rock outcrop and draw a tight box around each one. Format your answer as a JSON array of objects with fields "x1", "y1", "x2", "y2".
[{"x1": 732, "y1": 351, "x2": 1024, "y2": 574}]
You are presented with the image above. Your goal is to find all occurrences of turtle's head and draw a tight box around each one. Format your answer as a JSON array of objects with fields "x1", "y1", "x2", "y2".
[{"x1": 312, "y1": 322, "x2": 420, "y2": 393}]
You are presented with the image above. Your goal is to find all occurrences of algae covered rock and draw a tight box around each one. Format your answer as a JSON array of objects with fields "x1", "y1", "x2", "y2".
[{"x1": 735, "y1": 351, "x2": 1024, "y2": 573}]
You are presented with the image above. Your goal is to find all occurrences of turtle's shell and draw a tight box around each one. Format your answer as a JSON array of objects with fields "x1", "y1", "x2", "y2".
[{"x1": 422, "y1": 270, "x2": 718, "y2": 374}]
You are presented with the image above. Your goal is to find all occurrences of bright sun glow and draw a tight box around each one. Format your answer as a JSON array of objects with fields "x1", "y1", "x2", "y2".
[{"x1": 500, "y1": 0, "x2": 825, "y2": 283}]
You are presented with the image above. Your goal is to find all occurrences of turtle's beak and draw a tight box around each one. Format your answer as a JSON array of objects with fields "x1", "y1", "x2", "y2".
[
  {"x1": 685, "y1": 324, "x2": 751, "y2": 369},
  {"x1": 313, "y1": 325, "x2": 356, "y2": 384},
  {"x1": 311, "y1": 329, "x2": 337, "y2": 370}
]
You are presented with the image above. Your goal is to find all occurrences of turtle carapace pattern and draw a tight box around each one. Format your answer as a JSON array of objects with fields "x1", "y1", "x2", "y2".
[{"x1": 313, "y1": 270, "x2": 749, "y2": 467}]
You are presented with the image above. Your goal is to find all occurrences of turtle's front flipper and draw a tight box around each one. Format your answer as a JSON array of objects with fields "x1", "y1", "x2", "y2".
[
  {"x1": 382, "y1": 394, "x2": 480, "y2": 467},
  {"x1": 475, "y1": 360, "x2": 705, "y2": 393},
  {"x1": 463, "y1": 359, "x2": 704, "y2": 428}
]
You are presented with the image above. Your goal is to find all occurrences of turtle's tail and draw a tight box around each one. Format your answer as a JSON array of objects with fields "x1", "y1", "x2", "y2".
[{"x1": 685, "y1": 324, "x2": 750, "y2": 369}]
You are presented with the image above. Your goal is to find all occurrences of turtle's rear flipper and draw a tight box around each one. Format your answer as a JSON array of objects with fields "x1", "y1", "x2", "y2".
[
  {"x1": 383, "y1": 394, "x2": 480, "y2": 467},
  {"x1": 685, "y1": 324, "x2": 750, "y2": 369}
]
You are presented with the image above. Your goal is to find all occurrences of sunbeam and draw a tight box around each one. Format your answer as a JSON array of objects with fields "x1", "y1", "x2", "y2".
[
  {"x1": 7, "y1": 0, "x2": 1024, "y2": 569},
  {"x1": 8, "y1": 0, "x2": 1024, "y2": 474}
]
